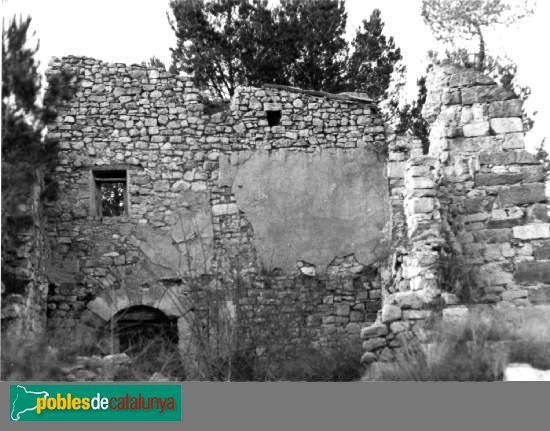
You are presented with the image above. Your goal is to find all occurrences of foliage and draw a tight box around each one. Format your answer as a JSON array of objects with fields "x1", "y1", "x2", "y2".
[
  {"x1": 2, "y1": 15, "x2": 77, "y2": 225},
  {"x1": 535, "y1": 139, "x2": 548, "y2": 170},
  {"x1": 144, "y1": 56, "x2": 167, "y2": 70},
  {"x1": 169, "y1": 0, "x2": 399, "y2": 98},
  {"x1": 347, "y1": 9, "x2": 402, "y2": 99},
  {"x1": 280, "y1": 0, "x2": 348, "y2": 93},
  {"x1": 363, "y1": 308, "x2": 550, "y2": 381},
  {"x1": 421, "y1": 0, "x2": 535, "y2": 69},
  {"x1": 395, "y1": 76, "x2": 430, "y2": 153},
  {"x1": 170, "y1": 0, "x2": 279, "y2": 98}
]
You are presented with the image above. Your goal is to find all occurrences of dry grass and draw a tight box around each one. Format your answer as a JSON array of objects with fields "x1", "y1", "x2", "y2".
[{"x1": 363, "y1": 306, "x2": 550, "y2": 381}]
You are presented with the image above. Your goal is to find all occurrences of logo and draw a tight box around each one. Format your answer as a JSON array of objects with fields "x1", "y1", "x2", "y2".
[{"x1": 10, "y1": 384, "x2": 181, "y2": 421}]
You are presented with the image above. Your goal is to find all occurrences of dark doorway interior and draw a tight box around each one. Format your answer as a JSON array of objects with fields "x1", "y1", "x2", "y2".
[{"x1": 113, "y1": 306, "x2": 178, "y2": 355}]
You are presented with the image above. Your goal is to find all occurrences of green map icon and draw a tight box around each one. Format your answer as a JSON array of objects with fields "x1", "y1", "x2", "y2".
[{"x1": 10, "y1": 385, "x2": 49, "y2": 421}]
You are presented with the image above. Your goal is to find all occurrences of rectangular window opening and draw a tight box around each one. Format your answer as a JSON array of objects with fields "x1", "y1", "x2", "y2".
[
  {"x1": 92, "y1": 169, "x2": 128, "y2": 217},
  {"x1": 266, "y1": 110, "x2": 281, "y2": 127}
]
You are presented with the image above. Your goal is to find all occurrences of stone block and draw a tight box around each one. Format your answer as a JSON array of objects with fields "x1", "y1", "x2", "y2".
[
  {"x1": 490, "y1": 118, "x2": 523, "y2": 134},
  {"x1": 479, "y1": 150, "x2": 539, "y2": 165},
  {"x1": 211, "y1": 203, "x2": 239, "y2": 216},
  {"x1": 450, "y1": 136, "x2": 500, "y2": 153},
  {"x1": 498, "y1": 184, "x2": 546, "y2": 207},
  {"x1": 463, "y1": 121, "x2": 490, "y2": 137},
  {"x1": 388, "y1": 162, "x2": 405, "y2": 179},
  {"x1": 86, "y1": 297, "x2": 113, "y2": 321},
  {"x1": 402, "y1": 309, "x2": 433, "y2": 320},
  {"x1": 389, "y1": 321, "x2": 410, "y2": 333},
  {"x1": 515, "y1": 261, "x2": 550, "y2": 284},
  {"x1": 408, "y1": 197, "x2": 435, "y2": 213},
  {"x1": 335, "y1": 303, "x2": 350, "y2": 316},
  {"x1": 502, "y1": 133, "x2": 525, "y2": 150},
  {"x1": 501, "y1": 289, "x2": 528, "y2": 301},
  {"x1": 528, "y1": 286, "x2": 550, "y2": 304},
  {"x1": 360, "y1": 323, "x2": 388, "y2": 339},
  {"x1": 391, "y1": 291, "x2": 426, "y2": 309},
  {"x1": 474, "y1": 263, "x2": 514, "y2": 287},
  {"x1": 533, "y1": 242, "x2": 550, "y2": 260},
  {"x1": 475, "y1": 172, "x2": 522, "y2": 187},
  {"x1": 461, "y1": 85, "x2": 515, "y2": 104},
  {"x1": 513, "y1": 223, "x2": 550, "y2": 240},
  {"x1": 472, "y1": 229, "x2": 512, "y2": 243},
  {"x1": 408, "y1": 177, "x2": 435, "y2": 189},
  {"x1": 449, "y1": 71, "x2": 494, "y2": 87},
  {"x1": 488, "y1": 100, "x2": 523, "y2": 118},
  {"x1": 360, "y1": 352, "x2": 377, "y2": 364},
  {"x1": 362, "y1": 337, "x2": 387, "y2": 352},
  {"x1": 381, "y1": 304, "x2": 402, "y2": 323}
]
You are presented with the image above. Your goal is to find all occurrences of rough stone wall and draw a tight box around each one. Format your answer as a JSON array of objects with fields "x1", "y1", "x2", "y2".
[
  {"x1": 43, "y1": 56, "x2": 389, "y2": 361},
  {"x1": 361, "y1": 65, "x2": 550, "y2": 364},
  {"x1": 1, "y1": 177, "x2": 50, "y2": 343}
]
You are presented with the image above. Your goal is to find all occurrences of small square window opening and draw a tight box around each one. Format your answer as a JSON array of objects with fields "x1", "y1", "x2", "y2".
[
  {"x1": 93, "y1": 169, "x2": 127, "y2": 217},
  {"x1": 266, "y1": 110, "x2": 282, "y2": 127}
]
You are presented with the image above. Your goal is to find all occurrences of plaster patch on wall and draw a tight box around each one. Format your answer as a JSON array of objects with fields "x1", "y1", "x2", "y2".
[
  {"x1": 134, "y1": 191, "x2": 214, "y2": 278},
  {"x1": 220, "y1": 148, "x2": 389, "y2": 273}
]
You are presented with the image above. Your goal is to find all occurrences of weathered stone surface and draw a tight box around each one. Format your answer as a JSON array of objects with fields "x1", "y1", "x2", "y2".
[
  {"x1": 528, "y1": 286, "x2": 550, "y2": 304},
  {"x1": 450, "y1": 136, "x2": 499, "y2": 153},
  {"x1": 475, "y1": 172, "x2": 523, "y2": 187},
  {"x1": 461, "y1": 86, "x2": 515, "y2": 104},
  {"x1": 501, "y1": 289, "x2": 528, "y2": 300},
  {"x1": 472, "y1": 229, "x2": 511, "y2": 243},
  {"x1": 474, "y1": 263, "x2": 514, "y2": 287},
  {"x1": 513, "y1": 223, "x2": 550, "y2": 240},
  {"x1": 463, "y1": 121, "x2": 490, "y2": 137},
  {"x1": 502, "y1": 133, "x2": 525, "y2": 150},
  {"x1": 498, "y1": 184, "x2": 546, "y2": 207},
  {"x1": 481, "y1": 151, "x2": 539, "y2": 167},
  {"x1": 362, "y1": 337, "x2": 387, "y2": 352},
  {"x1": 360, "y1": 351, "x2": 377, "y2": 364},
  {"x1": 489, "y1": 118, "x2": 523, "y2": 134},
  {"x1": 515, "y1": 262, "x2": 550, "y2": 284},
  {"x1": 391, "y1": 292, "x2": 425, "y2": 309},
  {"x1": 533, "y1": 242, "x2": 550, "y2": 260},
  {"x1": 488, "y1": 100, "x2": 523, "y2": 118},
  {"x1": 381, "y1": 304, "x2": 402, "y2": 323},
  {"x1": 360, "y1": 323, "x2": 388, "y2": 339}
]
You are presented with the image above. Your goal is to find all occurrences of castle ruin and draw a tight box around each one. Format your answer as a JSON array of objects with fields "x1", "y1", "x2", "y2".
[{"x1": 2, "y1": 55, "x2": 549, "y2": 377}]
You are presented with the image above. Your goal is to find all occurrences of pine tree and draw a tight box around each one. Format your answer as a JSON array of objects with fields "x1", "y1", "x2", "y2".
[
  {"x1": 280, "y1": 0, "x2": 348, "y2": 93},
  {"x1": 346, "y1": 9, "x2": 402, "y2": 99},
  {"x1": 2, "y1": 15, "x2": 76, "y2": 228},
  {"x1": 170, "y1": 0, "x2": 355, "y2": 96},
  {"x1": 421, "y1": 0, "x2": 534, "y2": 70},
  {"x1": 170, "y1": 0, "x2": 280, "y2": 98}
]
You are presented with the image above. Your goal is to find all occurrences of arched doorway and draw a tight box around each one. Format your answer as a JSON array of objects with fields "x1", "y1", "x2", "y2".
[
  {"x1": 112, "y1": 305, "x2": 178, "y2": 355},
  {"x1": 106, "y1": 305, "x2": 184, "y2": 378}
]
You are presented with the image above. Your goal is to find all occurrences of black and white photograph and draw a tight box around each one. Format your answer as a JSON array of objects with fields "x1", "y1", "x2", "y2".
[{"x1": 1, "y1": 0, "x2": 550, "y2": 395}]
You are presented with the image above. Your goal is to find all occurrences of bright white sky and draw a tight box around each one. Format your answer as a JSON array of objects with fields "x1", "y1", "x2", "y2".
[{"x1": 2, "y1": 0, "x2": 549, "y2": 150}]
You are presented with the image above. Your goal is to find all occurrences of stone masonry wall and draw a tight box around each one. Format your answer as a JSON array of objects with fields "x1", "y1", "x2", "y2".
[
  {"x1": 361, "y1": 65, "x2": 550, "y2": 365},
  {"x1": 1, "y1": 177, "x2": 50, "y2": 345},
  {"x1": 43, "y1": 56, "x2": 389, "y2": 363}
]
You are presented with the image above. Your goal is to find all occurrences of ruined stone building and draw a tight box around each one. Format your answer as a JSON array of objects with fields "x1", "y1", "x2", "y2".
[{"x1": 1, "y1": 55, "x2": 549, "y2": 375}]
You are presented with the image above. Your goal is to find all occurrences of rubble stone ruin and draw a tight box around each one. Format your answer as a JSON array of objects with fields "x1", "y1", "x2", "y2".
[{"x1": 1, "y1": 55, "x2": 548, "y2": 377}]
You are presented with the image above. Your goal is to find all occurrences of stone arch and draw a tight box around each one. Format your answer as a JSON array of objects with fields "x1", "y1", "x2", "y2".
[
  {"x1": 86, "y1": 284, "x2": 187, "y2": 322},
  {"x1": 109, "y1": 305, "x2": 178, "y2": 354},
  {"x1": 84, "y1": 284, "x2": 200, "y2": 377}
]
